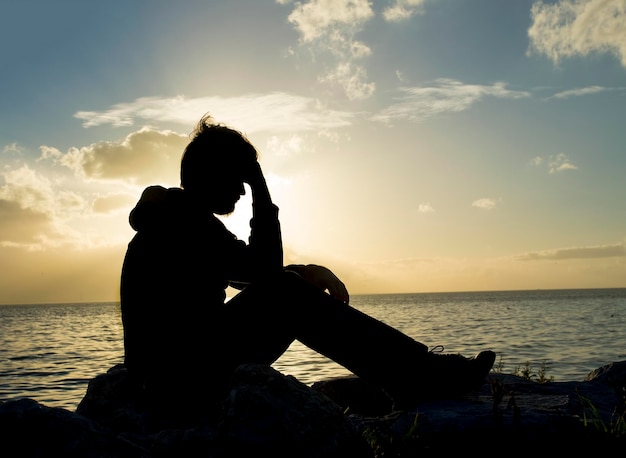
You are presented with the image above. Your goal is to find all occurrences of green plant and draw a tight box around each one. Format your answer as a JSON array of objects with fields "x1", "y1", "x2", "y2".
[
  {"x1": 579, "y1": 392, "x2": 626, "y2": 439},
  {"x1": 362, "y1": 411, "x2": 422, "y2": 457},
  {"x1": 489, "y1": 377, "x2": 505, "y2": 410},
  {"x1": 536, "y1": 360, "x2": 554, "y2": 383},
  {"x1": 512, "y1": 360, "x2": 554, "y2": 384},
  {"x1": 513, "y1": 361, "x2": 533, "y2": 380}
]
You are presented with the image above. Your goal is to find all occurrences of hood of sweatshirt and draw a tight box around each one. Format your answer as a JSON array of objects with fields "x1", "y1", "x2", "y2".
[{"x1": 128, "y1": 185, "x2": 189, "y2": 232}]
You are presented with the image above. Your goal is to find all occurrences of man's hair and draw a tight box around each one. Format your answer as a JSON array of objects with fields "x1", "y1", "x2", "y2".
[{"x1": 180, "y1": 114, "x2": 258, "y2": 189}]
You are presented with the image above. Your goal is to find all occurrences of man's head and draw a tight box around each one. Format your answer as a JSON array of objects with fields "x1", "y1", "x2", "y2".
[{"x1": 181, "y1": 114, "x2": 258, "y2": 214}]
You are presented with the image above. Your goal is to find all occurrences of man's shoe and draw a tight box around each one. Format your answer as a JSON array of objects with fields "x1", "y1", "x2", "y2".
[
  {"x1": 389, "y1": 349, "x2": 496, "y2": 410},
  {"x1": 471, "y1": 350, "x2": 497, "y2": 380},
  {"x1": 422, "y1": 349, "x2": 496, "y2": 399}
]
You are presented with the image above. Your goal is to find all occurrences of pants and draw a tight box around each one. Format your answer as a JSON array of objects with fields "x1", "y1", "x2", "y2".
[{"x1": 217, "y1": 271, "x2": 430, "y2": 400}]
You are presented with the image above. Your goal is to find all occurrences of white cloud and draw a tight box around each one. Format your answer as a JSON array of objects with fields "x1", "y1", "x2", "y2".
[
  {"x1": 285, "y1": 0, "x2": 376, "y2": 100},
  {"x1": 395, "y1": 70, "x2": 407, "y2": 82},
  {"x1": 2, "y1": 142, "x2": 23, "y2": 154},
  {"x1": 92, "y1": 193, "x2": 137, "y2": 215},
  {"x1": 74, "y1": 93, "x2": 354, "y2": 134},
  {"x1": 41, "y1": 127, "x2": 187, "y2": 186},
  {"x1": 0, "y1": 165, "x2": 83, "y2": 217},
  {"x1": 287, "y1": 0, "x2": 374, "y2": 42},
  {"x1": 318, "y1": 62, "x2": 376, "y2": 100},
  {"x1": 515, "y1": 243, "x2": 626, "y2": 260},
  {"x1": 550, "y1": 85, "x2": 607, "y2": 98},
  {"x1": 267, "y1": 134, "x2": 304, "y2": 157},
  {"x1": 418, "y1": 202, "x2": 435, "y2": 213},
  {"x1": 0, "y1": 165, "x2": 87, "y2": 248},
  {"x1": 548, "y1": 152, "x2": 578, "y2": 173},
  {"x1": 528, "y1": 0, "x2": 626, "y2": 67},
  {"x1": 531, "y1": 153, "x2": 578, "y2": 173},
  {"x1": 372, "y1": 79, "x2": 530, "y2": 123},
  {"x1": 1, "y1": 128, "x2": 192, "y2": 250},
  {"x1": 472, "y1": 198, "x2": 498, "y2": 210},
  {"x1": 383, "y1": 0, "x2": 427, "y2": 22}
]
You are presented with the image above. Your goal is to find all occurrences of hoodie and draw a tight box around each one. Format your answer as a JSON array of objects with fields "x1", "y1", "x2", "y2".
[{"x1": 119, "y1": 185, "x2": 284, "y2": 381}]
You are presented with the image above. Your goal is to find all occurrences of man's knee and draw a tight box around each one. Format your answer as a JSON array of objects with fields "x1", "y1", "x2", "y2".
[
  {"x1": 278, "y1": 269, "x2": 321, "y2": 296},
  {"x1": 231, "y1": 269, "x2": 328, "y2": 309}
]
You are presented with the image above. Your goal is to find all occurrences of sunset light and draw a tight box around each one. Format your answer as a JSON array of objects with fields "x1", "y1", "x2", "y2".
[{"x1": 1, "y1": 0, "x2": 625, "y2": 304}]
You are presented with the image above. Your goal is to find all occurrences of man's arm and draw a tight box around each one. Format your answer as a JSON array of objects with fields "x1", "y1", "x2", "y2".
[
  {"x1": 286, "y1": 264, "x2": 350, "y2": 304},
  {"x1": 243, "y1": 161, "x2": 284, "y2": 278},
  {"x1": 243, "y1": 162, "x2": 350, "y2": 303},
  {"x1": 243, "y1": 161, "x2": 272, "y2": 208}
]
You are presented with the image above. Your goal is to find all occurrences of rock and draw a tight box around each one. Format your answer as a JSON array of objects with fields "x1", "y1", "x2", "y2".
[
  {"x1": 75, "y1": 363, "x2": 154, "y2": 434},
  {"x1": 1, "y1": 361, "x2": 625, "y2": 456},
  {"x1": 2, "y1": 364, "x2": 371, "y2": 457},
  {"x1": 213, "y1": 363, "x2": 370, "y2": 457},
  {"x1": 316, "y1": 361, "x2": 626, "y2": 454},
  {"x1": 311, "y1": 376, "x2": 394, "y2": 416},
  {"x1": 0, "y1": 397, "x2": 149, "y2": 457}
]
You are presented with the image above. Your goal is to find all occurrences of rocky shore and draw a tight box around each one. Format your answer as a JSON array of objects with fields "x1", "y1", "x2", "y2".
[{"x1": 1, "y1": 360, "x2": 625, "y2": 456}]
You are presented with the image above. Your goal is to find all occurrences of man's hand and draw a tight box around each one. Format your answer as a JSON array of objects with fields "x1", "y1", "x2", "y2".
[
  {"x1": 242, "y1": 161, "x2": 272, "y2": 206},
  {"x1": 287, "y1": 264, "x2": 350, "y2": 304},
  {"x1": 241, "y1": 161, "x2": 264, "y2": 187}
]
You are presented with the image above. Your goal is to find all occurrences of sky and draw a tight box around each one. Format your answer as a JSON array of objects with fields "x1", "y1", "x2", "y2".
[{"x1": 1, "y1": 0, "x2": 625, "y2": 304}]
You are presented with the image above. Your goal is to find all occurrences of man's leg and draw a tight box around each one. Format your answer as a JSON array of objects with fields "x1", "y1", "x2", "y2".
[
  {"x1": 218, "y1": 280, "x2": 297, "y2": 367},
  {"x1": 221, "y1": 271, "x2": 495, "y2": 405},
  {"x1": 221, "y1": 272, "x2": 430, "y2": 396}
]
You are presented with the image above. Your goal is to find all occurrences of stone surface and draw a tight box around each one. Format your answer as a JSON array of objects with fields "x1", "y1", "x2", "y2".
[
  {"x1": 314, "y1": 363, "x2": 626, "y2": 454},
  {"x1": 1, "y1": 361, "x2": 625, "y2": 456}
]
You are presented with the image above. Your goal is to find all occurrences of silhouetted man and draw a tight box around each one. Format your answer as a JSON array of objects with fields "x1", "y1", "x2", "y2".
[{"x1": 120, "y1": 114, "x2": 495, "y2": 415}]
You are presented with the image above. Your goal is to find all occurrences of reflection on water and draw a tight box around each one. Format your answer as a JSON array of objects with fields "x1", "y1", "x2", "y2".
[
  {"x1": 273, "y1": 289, "x2": 626, "y2": 386},
  {"x1": 1, "y1": 302, "x2": 124, "y2": 410},
  {"x1": 1, "y1": 288, "x2": 625, "y2": 411}
]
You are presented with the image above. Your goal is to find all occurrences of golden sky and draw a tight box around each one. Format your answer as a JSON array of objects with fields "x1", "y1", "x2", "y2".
[{"x1": 1, "y1": 0, "x2": 625, "y2": 304}]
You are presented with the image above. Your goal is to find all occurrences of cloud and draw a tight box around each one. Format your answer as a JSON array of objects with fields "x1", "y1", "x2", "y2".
[
  {"x1": 515, "y1": 243, "x2": 626, "y2": 261},
  {"x1": 472, "y1": 198, "x2": 498, "y2": 210},
  {"x1": 0, "y1": 199, "x2": 50, "y2": 245},
  {"x1": 383, "y1": 0, "x2": 427, "y2": 22},
  {"x1": 0, "y1": 165, "x2": 87, "y2": 248},
  {"x1": 41, "y1": 127, "x2": 187, "y2": 186},
  {"x1": 74, "y1": 93, "x2": 354, "y2": 133},
  {"x1": 395, "y1": 70, "x2": 408, "y2": 82},
  {"x1": 287, "y1": 0, "x2": 374, "y2": 42},
  {"x1": 530, "y1": 156, "x2": 544, "y2": 167},
  {"x1": 548, "y1": 153, "x2": 578, "y2": 173},
  {"x1": 550, "y1": 85, "x2": 607, "y2": 99},
  {"x1": 92, "y1": 193, "x2": 137, "y2": 215},
  {"x1": 267, "y1": 134, "x2": 303, "y2": 157},
  {"x1": 2, "y1": 142, "x2": 23, "y2": 154},
  {"x1": 317, "y1": 62, "x2": 375, "y2": 100},
  {"x1": 528, "y1": 0, "x2": 626, "y2": 68},
  {"x1": 3, "y1": 90, "x2": 357, "y2": 253},
  {"x1": 0, "y1": 165, "x2": 85, "y2": 218},
  {"x1": 418, "y1": 202, "x2": 435, "y2": 213},
  {"x1": 285, "y1": 0, "x2": 376, "y2": 100},
  {"x1": 530, "y1": 153, "x2": 578, "y2": 173},
  {"x1": 372, "y1": 79, "x2": 530, "y2": 123},
  {"x1": 0, "y1": 127, "x2": 194, "y2": 252}
]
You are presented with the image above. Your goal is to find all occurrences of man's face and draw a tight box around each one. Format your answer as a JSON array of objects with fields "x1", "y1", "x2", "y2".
[{"x1": 208, "y1": 173, "x2": 246, "y2": 215}]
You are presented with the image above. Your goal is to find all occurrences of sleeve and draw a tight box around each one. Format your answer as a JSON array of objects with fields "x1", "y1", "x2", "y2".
[{"x1": 247, "y1": 202, "x2": 284, "y2": 279}]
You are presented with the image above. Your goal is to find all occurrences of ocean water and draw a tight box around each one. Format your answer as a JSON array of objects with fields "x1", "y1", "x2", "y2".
[{"x1": 1, "y1": 288, "x2": 625, "y2": 411}]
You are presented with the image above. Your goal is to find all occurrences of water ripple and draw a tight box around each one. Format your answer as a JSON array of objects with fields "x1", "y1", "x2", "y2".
[{"x1": 1, "y1": 289, "x2": 625, "y2": 410}]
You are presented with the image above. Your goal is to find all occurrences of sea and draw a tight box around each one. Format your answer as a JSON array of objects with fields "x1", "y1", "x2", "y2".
[{"x1": 1, "y1": 288, "x2": 625, "y2": 412}]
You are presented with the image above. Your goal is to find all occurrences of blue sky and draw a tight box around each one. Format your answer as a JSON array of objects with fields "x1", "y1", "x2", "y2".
[{"x1": 1, "y1": 0, "x2": 625, "y2": 304}]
